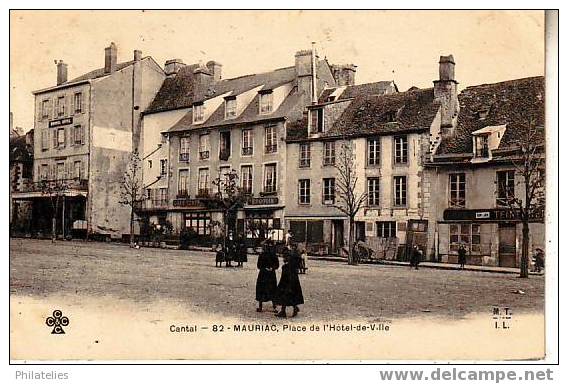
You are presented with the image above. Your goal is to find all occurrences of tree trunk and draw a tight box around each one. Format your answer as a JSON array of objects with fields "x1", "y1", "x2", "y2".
[
  {"x1": 347, "y1": 217, "x2": 354, "y2": 265},
  {"x1": 520, "y1": 221, "x2": 530, "y2": 278},
  {"x1": 130, "y1": 207, "x2": 135, "y2": 247},
  {"x1": 51, "y1": 216, "x2": 57, "y2": 243}
]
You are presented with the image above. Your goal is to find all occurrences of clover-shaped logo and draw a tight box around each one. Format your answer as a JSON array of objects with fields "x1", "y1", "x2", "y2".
[{"x1": 45, "y1": 310, "x2": 69, "y2": 334}]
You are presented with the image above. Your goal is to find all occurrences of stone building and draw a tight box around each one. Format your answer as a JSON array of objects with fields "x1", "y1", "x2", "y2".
[
  {"x1": 9, "y1": 124, "x2": 34, "y2": 235},
  {"x1": 11, "y1": 43, "x2": 165, "y2": 240},
  {"x1": 425, "y1": 76, "x2": 545, "y2": 267},
  {"x1": 139, "y1": 47, "x2": 342, "y2": 245}
]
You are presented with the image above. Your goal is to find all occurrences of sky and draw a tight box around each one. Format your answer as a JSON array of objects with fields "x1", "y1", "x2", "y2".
[{"x1": 10, "y1": 10, "x2": 545, "y2": 131}]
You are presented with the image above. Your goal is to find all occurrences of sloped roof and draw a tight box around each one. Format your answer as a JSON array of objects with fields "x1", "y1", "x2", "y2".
[
  {"x1": 318, "y1": 81, "x2": 396, "y2": 102},
  {"x1": 436, "y1": 76, "x2": 545, "y2": 155},
  {"x1": 287, "y1": 87, "x2": 438, "y2": 141},
  {"x1": 145, "y1": 64, "x2": 200, "y2": 114},
  {"x1": 69, "y1": 60, "x2": 138, "y2": 83}
]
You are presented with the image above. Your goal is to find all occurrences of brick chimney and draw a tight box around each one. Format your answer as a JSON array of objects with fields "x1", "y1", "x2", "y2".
[
  {"x1": 206, "y1": 61, "x2": 222, "y2": 82},
  {"x1": 331, "y1": 64, "x2": 357, "y2": 86},
  {"x1": 133, "y1": 49, "x2": 142, "y2": 61},
  {"x1": 295, "y1": 48, "x2": 319, "y2": 106},
  {"x1": 193, "y1": 65, "x2": 213, "y2": 96},
  {"x1": 56, "y1": 60, "x2": 68, "y2": 85},
  {"x1": 433, "y1": 55, "x2": 459, "y2": 136},
  {"x1": 164, "y1": 59, "x2": 185, "y2": 77},
  {"x1": 104, "y1": 42, "x2": 117, "y2": 74}
]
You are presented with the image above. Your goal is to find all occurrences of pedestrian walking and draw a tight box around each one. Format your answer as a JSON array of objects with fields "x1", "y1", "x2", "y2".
[
  {"x1": 215, "y1": 244, "x2": 225, "y2": 267},
  {"x1": 284, "y1": 230, "x2": 294, "y2": 247},
  {"x1": 236, "y1": 237, "x2": 248, "y2": 267},
  {"x1": 225, "y1": 240, "x2": 235, "y2": 267},
  {"x1": 275, "y1": 244, "x2": 304, "y2": 318},
  {"x1": 299, "y1": 248, "x2": 308, "y2": 274},
  {"x1": 410, "y1": 245, "x2": 422, "y2": 270},
  {"x1": 255, "y1": 240, "x2": 279, "y2": 313},
  {"x1": 533, "y1": 248, "x2": 544, "y2": 273},
  {"x1": 458, "y1": 244, "x2": 467, "y2": 269}
]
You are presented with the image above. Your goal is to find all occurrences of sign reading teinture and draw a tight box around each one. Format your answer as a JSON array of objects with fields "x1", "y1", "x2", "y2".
[{"x1": 443, "y1": 208, "x2": 544, "y2": 223}]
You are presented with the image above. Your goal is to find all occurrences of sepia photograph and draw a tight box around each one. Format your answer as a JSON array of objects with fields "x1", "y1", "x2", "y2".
[{"x1": 8, "y1": 9, "x2": 556, "y2": 362}]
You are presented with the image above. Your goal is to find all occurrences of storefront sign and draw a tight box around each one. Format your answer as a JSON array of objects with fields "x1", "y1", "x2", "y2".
[
  {"x1": 173, "y1": 198, "x2": 205, "y2": 208},
  {"x1": 444, "y1": 208, "x2": 544, "y2": 223},
  {"x1": 49, "y1": 117, "x2": 73, "y2": 128},
  {"x1": 246, "y1": 197, "x2": 279, "y2": 206}
]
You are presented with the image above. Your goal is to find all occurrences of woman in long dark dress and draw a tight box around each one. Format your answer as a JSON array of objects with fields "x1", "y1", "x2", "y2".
[
  {"x1": 255, "y1": 242, "x2": 279, "y2": 312},
  {"x1": 237, "y1": 238, "x2": 248, "y2": 267},
  {"x1": 275, "y1": 245, "x2": 304, "y2": 318}
]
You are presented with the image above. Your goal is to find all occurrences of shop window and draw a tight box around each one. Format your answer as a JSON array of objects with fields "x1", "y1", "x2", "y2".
[
  {"x1": 185, "y1": 212, "x2": 211, "y2": 235},
  {"x1": 449, "y1": 223, "x2": 481, "y2": 254},
  {"x1": 377, "y1": 221, "x2": 396, "y2": 238}
]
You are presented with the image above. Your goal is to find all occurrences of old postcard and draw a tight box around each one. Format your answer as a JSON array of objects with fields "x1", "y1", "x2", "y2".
[{"x1": 8, "y1": 10, "x2": 555, "y2": 361}]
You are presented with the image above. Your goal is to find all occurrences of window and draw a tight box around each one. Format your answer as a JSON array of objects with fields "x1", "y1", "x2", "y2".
[
  {"x1": 259, "y1": 91, "x2": 273, "y2": 114},
  {"x1": 449, "y1": 173, "x2": 466, "y2": 208},
  {"x1": 160, "y1": 159, "x2": 168, "y2": 177},
  {"x1": 496, "y1": 170, "x2": 515, "y2": 206},
  {"x1": 310, "y1": 108, "x2": 324, "y2": 133},
  {"x1": 40, "y1": 164, "x2": 49, "y2": 180},
  {"x1": 242, "y1": 129, "x2": 253, "y2": 156},
  {"x1": 41, "y1": 130, "x2": 49, "y2": 150},
  {"x1": 385, "y1": 111, "x2": 397, "y2": 122},
  {"x1": 158, "y1": 188, "x2": 168, "y2": 206},
  {"x1": 225, "y1": 97, "x2": 236, "y2": 119},
  {"x1": 241, "y1": 165, "x2": 253, "y2": 195},
  {"x1": 198, "y1": 168, "x2": 210, "y2": 196},
  {"x1": 148, "y1": 160, "x2": 152, "y2": 169},
  {"x1": 178, "y1": 169, "x2": 189, "y2": 196},
  {"x1": 393, "y1": 176, "x2": 407, "y2": 207},
  {"x1": 394, "y1": 135, "x2": 408, "y2": 164},
  {"x1": 56, "y1": 162, "x2": 65, "y2": 180},
  {"x1": 73, "y1": 161, "x2": 82, "y2": 179},
  {"x1": 323, "y1": 141, "x2": 336, "y2": 166},
  {"x1": 74, "y1": 92, "x2": 83, "y2": 113},
  {"x1": 193, "y1": 102, "x2": 204, "y2": 123},
  {"x1": 475, "y1": 135, "x2": 490, "y2": 157},
  {"x1": 219, "y1": 166, "x2": 230, "y2": 185},
  {"x1": 219, "y1": 131, "x2": 231, "y2": 161},
  {"x1": 199, "y1": 134, "x2": 210, "y2": 160},
  {"x1": 179, "y1": 137, "x2": 190, "y2": 162},
  {"x1": 56, "y1": 128, "x2": 65, "y2": 148},
  {"x1": 73, "y1": 125, "x2": 84, "y2": 145},
  {"x1": 367, "y1": 177, "x2": 380, "y2": 206},
  {"x1": 41, "y1": 100, "x2": 50, "y2": 119},
  {"x1": 56, "y1": 96, "x2": 66, "y2": 117},
  {"x1": 264, "y1": 164, "x2": 277, "y2": 193},
  {"x1": 299, "y1": 143, "x2": 311, "y2": 168},
  {"x1": 450, "y1": 223, "x2": 481, "y2": 253},
  {"x1": 185, "y1": 212, "x2": 211, "y2": 235},
  {"x1": 367, "y1": 137, "x2": 380, "y2": 166},
  {"x1": 377, "y1": 221, "x2": 396, "y2": 238},
  {"x1": 322, "y1": 178, "x2": 335, "y2": 205},
  {"x1": 265, "y1": 125, "x2": 277, "y2": 153},
  {"x1": 298, "y1": 179, "x2": 311, "y2": 204}
]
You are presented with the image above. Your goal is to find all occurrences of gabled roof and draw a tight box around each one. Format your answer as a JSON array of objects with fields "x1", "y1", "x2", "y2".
[
  {"x1": 287, "y1": 87, "x2": 437, "y2": 141},
  {"x1": 69, "y1": 60, "x2": 138, "y2": 83},
  {"x1": 145, "y1": 64, "x2": 201, "y2": 114},
  {"x1": 436, "y1": 76, "x2": 545, "y2": 156},
  {"x1": 318, "y1": 80, "x2": 397, "y2": 103}
]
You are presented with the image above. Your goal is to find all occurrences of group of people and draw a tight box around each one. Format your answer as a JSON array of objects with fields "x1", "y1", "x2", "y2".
[
  {"x1": 255, "y1": 240, "x2": 305, "y2": 318},
  {"x1": 215, "y1": 238, "x2": 248, "y2": 268}
]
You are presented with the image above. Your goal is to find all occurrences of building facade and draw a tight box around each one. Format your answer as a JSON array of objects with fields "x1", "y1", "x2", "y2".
[
  {"x1": 12, "y1": 43, "x2": 165, "y2": 240},
  {"x1": 426, "y1": 76, "x2": 545, "y2": 267}
]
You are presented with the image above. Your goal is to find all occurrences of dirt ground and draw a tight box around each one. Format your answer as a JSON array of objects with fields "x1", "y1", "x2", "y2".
[{"x1": 10, "y1": 238, "x2": 545, "y2": 322}]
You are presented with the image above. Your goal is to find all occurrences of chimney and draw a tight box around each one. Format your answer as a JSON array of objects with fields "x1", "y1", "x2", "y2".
[
  {"x1": 104, "y1": 42, "x2": 117, "y2": 74},
  {"x1": 133, "y1": 50, "x2": 142, "y2": 61},
  {"x1": 164, "y1": 59, "x2": 185, "y2": 77},
  {"x1": 56, "y1": 60, "x2": 68, "y2": 85},
  {"x1": 433, "y1": 55, "x2": 459, "y2": 135},
  {"x1": 206, "y1": 61, "x2": 222, "y2": 82},
  {"x1": 331, "y1": 64, "x2": 357, "y2": 86},
  {"x1": 193, "y1": 65, "x2": 213, "y2": 96},
  {"x1": 295, "y1": 48, "x2": 318, "y2": 106}
]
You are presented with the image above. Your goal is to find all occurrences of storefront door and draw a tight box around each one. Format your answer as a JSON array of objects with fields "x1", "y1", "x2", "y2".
[
  {"x1": 498, "y1": 223, "x2": 517, "y2": 268},
  {"x1": 332, "y1": 220, "x2": 344, "y2": 254}
]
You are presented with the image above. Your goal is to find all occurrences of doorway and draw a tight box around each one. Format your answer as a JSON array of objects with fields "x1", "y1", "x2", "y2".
[
  {"x1": 331, "y1": 219, "x2": 344, "y2": 254},
  {"x1": 498, "y1": 223, "x2": 517, "y2": 267}
]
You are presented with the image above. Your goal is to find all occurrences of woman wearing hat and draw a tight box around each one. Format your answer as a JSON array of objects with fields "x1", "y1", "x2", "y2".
[
  {"x1": 255, "y1": 240, "x2": 279, "y2": 312},
  {"x1": 275, "y1": 244, "x2": 304, "y2": 318}
]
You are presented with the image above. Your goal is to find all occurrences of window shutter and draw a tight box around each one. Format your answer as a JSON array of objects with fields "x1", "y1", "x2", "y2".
[
  {"x1": 52, "y1": 130, "x2": 57, "y2": 148},
  {"x1": 81, "y1": 126, "x2": 85, "y2": 144},
  {"x1": 70, "y1": 94, "x2": 75, "y2": 116}
]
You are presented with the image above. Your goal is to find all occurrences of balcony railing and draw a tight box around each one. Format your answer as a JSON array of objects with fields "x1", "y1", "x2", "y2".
[
  {"x1": 199, "y1": 151, "x2": 210, "y2": 160},
  {"x1": 179, "y1": 152, "x2": 190, "y2": 162},
  {"x1": 299, "y1": 159, "x2": 311, "y2": 168},
  {"x1": 219, "y1": 150, "x2": 230, "y2": 161},
  {"x1": 265, "y1": 144, "x2": 277, "y2": 154},
  {"x1": 242, "y1": 147, "x2": 253, "y2": 156},
  {"x1": 197, "y1": 188, "x2": 211, "y2": 198},
  {"x1": 137, "y1": 199, "x2": 169, "y2": 210},
  {"x1": 323, "y1": 157, "x2": 336, "y2": 166},
  {"x1": 23, "y1": 178, "x2": 89, "y2": 193},
  {"x1": 262, "y1": 184, "x2": 277, "y2": 195}
]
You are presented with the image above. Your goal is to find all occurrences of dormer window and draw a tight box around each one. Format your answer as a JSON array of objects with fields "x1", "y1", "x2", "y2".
[
  {"x1": 193, "y1": 102, "x2": 204, "y2": 123},
  {"x1": 259, "y1": 91, "x2": 273, "y2": 114},
  {"x1": 385, "y1": 110, "x2": 397, "y2": 122},
  {"x1": 225, "y1": 96, "x2": 236, "y2": 119},
  {"x1": 310, "y1": 108, "x2": 324, "y2": 133},
  {"x1": 474, "y1": 135, "x2": 490, "y2": 157},
  {"x1": 476, "y1": 106, "x2": 491, "y2": 120},
  {"x1": 326, "y1": 96, "x2": 336, "y2": 102}
]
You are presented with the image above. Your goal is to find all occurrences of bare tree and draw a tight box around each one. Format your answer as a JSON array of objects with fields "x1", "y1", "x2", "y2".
[
  {"x1": 40, "y1": 179, "x2": 69, "y2": 243},
  {"x1": 212, "y1": 168, "x2": 246, "y2": 248},
  {"x1": 333, "y1": 140, "x2": 368, "y2": 265},
  {"x1": 499, "y1": 118, "x2": 545, "y2": 278},
  {"x1": 119, "y1": 151, "x2": 145, "y2": 247}
]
